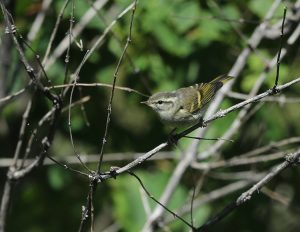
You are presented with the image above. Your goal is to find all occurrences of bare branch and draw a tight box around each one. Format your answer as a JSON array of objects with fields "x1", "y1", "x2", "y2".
[
  {"x1": 272, "y1": 6, "x2": 287, "y2": 92},
  {"x1": 50, "y1": 82, "x2": 149, "y2": 97},
  {"x1": 44, "y1": 0, "x2": 109, "y2": 71},
  {"x1": 97, "y1": 0, "x2": 138, "y2": 172},
  {"x1": 196, "y1": 148, "x2": 300, "y2": 231}
]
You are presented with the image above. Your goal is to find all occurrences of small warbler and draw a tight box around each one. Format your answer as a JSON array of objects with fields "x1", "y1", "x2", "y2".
[{"x1": 141, "y1": 74, "x2": 233, "y2": 126}]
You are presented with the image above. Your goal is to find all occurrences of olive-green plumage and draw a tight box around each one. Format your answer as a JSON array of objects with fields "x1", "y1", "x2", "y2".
[{"x1": 142, "y1": 74, "x2": 233, "y2": 126}]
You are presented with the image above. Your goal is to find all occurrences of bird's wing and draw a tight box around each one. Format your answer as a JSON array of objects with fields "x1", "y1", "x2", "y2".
[
  {"x1": 183, "y1": 81, "x2": 221, "y2": 114},
  {"x1": 180, "y1": 75, "x2": 232, "y2": 114},
  {"x1": 198, "y1": 82, "x2": 223, "y2": 108},
  {"x1": 179, "y1": 85, "x2": 204, "y2": 114}
]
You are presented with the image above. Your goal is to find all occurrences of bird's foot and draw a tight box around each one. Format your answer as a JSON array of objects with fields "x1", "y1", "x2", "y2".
[
  {"x1": 167, "y1": 128, "x2": 179, "y2": 145},
  {"x1": 199, "y1": 117, "x2": 207, "y2": 127}
]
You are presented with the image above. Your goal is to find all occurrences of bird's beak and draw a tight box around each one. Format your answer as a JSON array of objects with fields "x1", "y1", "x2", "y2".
[{"x1": 140, "y1": 101, "x2": 149, "y2": 105}]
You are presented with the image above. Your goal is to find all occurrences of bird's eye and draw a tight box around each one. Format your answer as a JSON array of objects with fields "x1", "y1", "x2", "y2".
[{"x1": 157, "y1": 100, "x2": 163, "y2": 104}]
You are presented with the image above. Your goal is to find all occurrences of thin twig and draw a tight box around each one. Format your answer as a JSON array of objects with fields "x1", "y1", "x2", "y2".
[
  {"x1": 84, "y1": 0, "x2": 152, "y2": 94},
  {"x1": 78, "y1": 1, "x2": 139, "y2": 231},
  {"x1": 273, "y1": 7, "x2": 287, "y2": 92},
  {"x1": 192, "y1": 149, "x2": 294, "y2": 170},
  {"x1": 42, "y1": 0, "x2": 70, "y2": 66},
  {"x1": 44, "y1": 0, "x2": 109, "y2": 71},
  {"x1": 0, "y1": 4, "x2": 59, "y2": 104},
  {"x1": 227, "y1": 91, "x2": 300, "y2": 103},
  {"x1": 183, "y1": 136, "x2": 234, "y2": 143},
  {"x1": 50, "y1": 82, "x2": 149, "y2": 97},
  {"x1": 27, "y1": 0, "x2": 53, "y2": 42},
  {"x1": 78, "y1": 180, "x2": 97, "y2": 232},
  {"x1": 190, "y1": 185, "x2": 196, "y2": 228},
  {"x1": 97, "y1": 0, "x2": 138, "y2": 173},
  {"x1": 0, "y1": 151, "x2": 175, "y2": 168},
  {"x1": 239, "y1": 137, "x2": 300, "y2": 158},
  {"x1": 163, "y1": 180, "x2": 253, "y2": 227},
  {"x1": 0, "y1": 99, "x2": 32, "y2": 230},
  {"x1": 12, "y1": 100, "x2": 32, "y2": 167},
  {"x1": 236, "y1": 149, "x2": 300, "y2": 205},
  {"x1": 196, "y1": 148, "x2": 300, "y2": 231},
  {"x1": 261, "y1": 187, "x2": 290, "y2": 206},
  {"x1": 171, "y1": 14, "x2": 283, "y2": 25},
  {"x1": 20, "y1": 96, "x2": 90, "y2": 168},
  {"x1": 63, "y1": 2, "x2": 136, "y2": 80},
  {"x1": 128, "y1": 171, "x2": 196, "y2": 231},
  {"x1": 66, "y1": 0, "x2": 93, "y2": 173},
  {"x1": 45, "y1": 154, "x2": 89, "y2": 177}
]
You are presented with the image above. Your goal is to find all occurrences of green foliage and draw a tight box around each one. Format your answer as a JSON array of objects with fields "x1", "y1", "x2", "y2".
[
  {"x1": 2, "y1": 1, "x2": 300, "y2": 232},
  {"x1": 249, "y1": 0, "x2": 281, "y2": 19}
]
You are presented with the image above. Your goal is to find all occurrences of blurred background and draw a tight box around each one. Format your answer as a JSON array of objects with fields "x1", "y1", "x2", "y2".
[{"x1": 1, "y1": 0, "x2": 300, "y2": 231}]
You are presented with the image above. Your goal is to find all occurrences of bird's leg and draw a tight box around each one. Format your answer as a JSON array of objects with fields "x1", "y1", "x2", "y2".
[
  {"x1": 167, "y1": 127, "x2": 179, "y2": 145},
  {"x1": 199, "y1": 117, "x2": 207, "y2": 128}
]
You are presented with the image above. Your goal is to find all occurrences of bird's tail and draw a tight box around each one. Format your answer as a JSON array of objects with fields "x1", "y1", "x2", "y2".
[{"x1": 210, "y1": 74, "x2": 233, "y2": 84}]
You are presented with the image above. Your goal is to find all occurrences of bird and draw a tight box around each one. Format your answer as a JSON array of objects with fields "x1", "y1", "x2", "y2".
[{"x1": 141, "y1": 74, "x2": 233, "y2": 126}]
